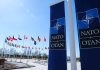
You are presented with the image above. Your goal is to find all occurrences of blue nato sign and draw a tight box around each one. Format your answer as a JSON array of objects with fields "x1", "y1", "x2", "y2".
[
  {"x1": 75, "y1": 0, "x2": 100, "y2": 70},
  {"x1": 48, "y1": 1, "x2": 67, "y2": 70}
]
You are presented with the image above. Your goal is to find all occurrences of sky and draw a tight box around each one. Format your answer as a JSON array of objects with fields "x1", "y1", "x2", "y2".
[{"x1": 0, "y1": 0, "x2": 80, "y2": 57}]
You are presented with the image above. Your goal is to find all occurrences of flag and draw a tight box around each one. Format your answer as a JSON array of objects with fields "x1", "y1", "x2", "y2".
[
  {"x1": 9, "y1": 36, "x2": 13, "y2": 41},
  {"x1": 13, "y1": 36, "x2": 17, "y2": 40},
  {"x1": 7, "y1": 36, "x2": 13, "y2": 41},
  {"x1": 34, "y1": 40, "x2": 36, "y2": 45},
  {"x1": 31, "y1": 37, "x2": 36, "y2": 45},
  {"x1": 31, "y1": 37, "x2": 34, "y2": 41},
  {"x1": 7, "y1": 37, "x2": 10, "y2": 41},
  {"x1": 44, "y1": 37, "x2": 46, "y2": 42},
  {"x1": 24, "y1": 35, "x2": 28, "y2": 40},
  {"x1": 5, "y1": 39, "x2": 7, "y2": 43},
  {"x1": 37, "y1": 36, "x2": 41, "y2": 42},
  {"x1": 18, "y1": 35, "x2": 22, "y2": 40}
]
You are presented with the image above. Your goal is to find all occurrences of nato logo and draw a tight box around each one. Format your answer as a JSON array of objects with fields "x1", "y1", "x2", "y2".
[
  {"x1": 77, "y1": 8, "x2": 100, "y2": 29},
  {"x1": 50, "y1": 18, "x2": 65, "y2": 34}
]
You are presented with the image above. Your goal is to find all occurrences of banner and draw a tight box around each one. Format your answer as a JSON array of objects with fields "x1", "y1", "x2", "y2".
[
  {"x1": 75, "y1": 0, "x2": 100, "y2": 70},
  {"x1": 48, "y1": 1, "x2": 67, "y2": 70}
]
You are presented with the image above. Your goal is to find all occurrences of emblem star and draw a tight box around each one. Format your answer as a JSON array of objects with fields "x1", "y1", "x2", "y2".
[{"x1": 54, "y1": 22, "x2": 61, "y2": 30}]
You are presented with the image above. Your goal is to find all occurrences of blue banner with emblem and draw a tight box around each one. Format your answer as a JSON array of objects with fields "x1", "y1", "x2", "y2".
[
  {"x1": 48, "y1": 1, "x2": 67, "y2": 70},
  {"x1": 75, "y1": 0, "x2": 100, "y2": 70}
]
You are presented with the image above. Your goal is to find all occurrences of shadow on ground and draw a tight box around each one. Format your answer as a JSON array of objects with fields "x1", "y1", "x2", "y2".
[{"x1": 0, "y1": 61, "x2": 35, "y2": 70}]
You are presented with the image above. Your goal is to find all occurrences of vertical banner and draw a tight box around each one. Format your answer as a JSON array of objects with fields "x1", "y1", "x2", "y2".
[
  {"x1": 75, "y1": 0, "x2": 100, "y2": 70},
  {"x1": 48, "y1": 1, "x2": 67, "y2": 70}
]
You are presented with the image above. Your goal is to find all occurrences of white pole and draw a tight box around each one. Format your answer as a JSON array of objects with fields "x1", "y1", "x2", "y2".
[{"x1": 66, "y1": 0, "x2": 77, "y2": 70}]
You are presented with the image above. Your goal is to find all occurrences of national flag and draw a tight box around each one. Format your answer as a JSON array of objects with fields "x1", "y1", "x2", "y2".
[
  {"x1": 31, "y1": 37, "x2": 36, "y2": 45},
  {"x1": 5, "y1": 39, "x2": 7, "y2": 43},
  {"x1": 7, "y1": 37, "x2": 10, "y2": 41},
  {"x1": 9, "y1": 36, "x2": 13, "y2": 41},
  {"x1": 34, "y1": 40, "x2": 36, "y2": 45},
  {"x1": 31, "y1": 37, "x2": 34, "y2": 41},
  {"x1": 7, "y1": 36, "x2": 13, "y2": 41},
  {"x1": 18, "y1": 35, "x2": 22, "y2": 40},
  {"x1": 44, "y1": 37, "x2": 46, "y2": 42},
  {"x1": 24, "y1": 35, "x2": 28, "y2": 40},
  {"x1": 13, "y1": 36, "x2": 17, "y2": 40},
  {"x1": 37, "y1": 36, "x2": 41, "y2": 42}
]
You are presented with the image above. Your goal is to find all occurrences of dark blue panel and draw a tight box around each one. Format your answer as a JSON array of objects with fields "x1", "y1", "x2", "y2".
[
  {"x1": 75, "y1": 0, "x2": 100, "y2": 70},
  {"x1": 50, "y1": 1, "x2": 65, "y2": 20},
  {"x1": 48, "y1": 1, "x2": 67, "y2": 70},
  {"x1": 80, "y1": 48, "x2": 100, "y2": 70},
  {"x1": 48, "y1": 50, "x2": 67, "y2": 70},
  {"x1": 75, "y1": 0, "x2": 100, "y2": 12}
]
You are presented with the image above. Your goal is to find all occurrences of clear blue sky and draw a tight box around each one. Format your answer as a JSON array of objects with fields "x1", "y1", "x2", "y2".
[{"x1": 0, "y1": 0, "x2": 80, "y2": 57}]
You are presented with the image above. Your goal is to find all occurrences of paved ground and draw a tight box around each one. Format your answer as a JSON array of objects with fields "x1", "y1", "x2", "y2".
[{"x1": 2, "y1": 58, "x2": 81, "y2": 70}]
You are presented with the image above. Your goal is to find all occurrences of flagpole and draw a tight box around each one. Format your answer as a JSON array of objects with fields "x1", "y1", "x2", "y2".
[
  {"x1": 2, "y1": 42, "x2": 5, "y2": 59},
  {"x1": 66, "y1": 0, "x2": 77, "y2": 70},
  {"x1": 15, "y1": 44, "x2": 17, "y2": 62},
  {"x1": 26, "y1": 47, "x2": 29, "y2": 63},
  {"x1": 3, "y1": 42, "x2": 5, "y2": 58}
]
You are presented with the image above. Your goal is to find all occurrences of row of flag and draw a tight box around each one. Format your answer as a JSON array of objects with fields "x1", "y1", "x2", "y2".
[
  {"x1": 6, "y1": 35, "x2": 46, "y2": 45},
  {"x1": 5, "y1": 39, "x2": 49, "y2": 50}
]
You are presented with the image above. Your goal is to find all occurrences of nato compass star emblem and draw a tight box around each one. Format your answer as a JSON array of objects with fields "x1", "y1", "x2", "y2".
[
  {"x1": 77, "y1": 8, "x2": 100, "y2": 29},
  {"x1": 54, "y1": 22, "x2": 62, "y2": 30},
  {"x1": 50, "y1": 18, "x2": 65, "y2": 34}
]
